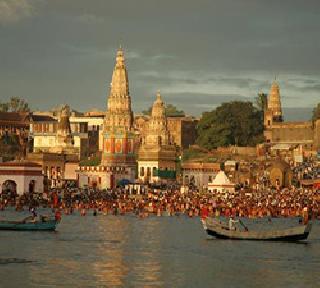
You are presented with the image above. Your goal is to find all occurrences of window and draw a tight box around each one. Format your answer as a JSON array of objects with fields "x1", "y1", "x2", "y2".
[{"x1": 140, "y1": 167, "x2": 144, "y2": 177}]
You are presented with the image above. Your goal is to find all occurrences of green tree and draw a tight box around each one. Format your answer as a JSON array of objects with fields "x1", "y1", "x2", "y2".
[
  {"x1": 0, "y1": 97, "x2": 30, "y2": 112},
  {"x1": 312, "y1": 103, "x2": 320, "y2": 121},
  {"x1": 0, "y1": 103, "x2": 9, "y2": 112},
  {"x1": 165, "y1": 104, "x2": 185, "y2": 117},
  {"x1": 196, "y1": 101, "x2": 264, "y2": 149},
  {"x1": 142, "y1": 104, "x2": 185, "y2": 117}
]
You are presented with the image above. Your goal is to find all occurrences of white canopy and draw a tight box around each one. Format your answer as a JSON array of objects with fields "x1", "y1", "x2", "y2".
[{"x1": 212, "y1": 171, "x2": 232, "y2": 185}]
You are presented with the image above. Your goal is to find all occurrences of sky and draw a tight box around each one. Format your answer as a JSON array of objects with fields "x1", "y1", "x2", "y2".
[{"x1": 0, "y1": 0, "x2": 319, "y2": 120}]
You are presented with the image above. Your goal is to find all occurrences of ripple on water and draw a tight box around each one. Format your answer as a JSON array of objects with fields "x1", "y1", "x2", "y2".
[{"x1": 0, "y1": 210, "x2": 319, "y2": 288}]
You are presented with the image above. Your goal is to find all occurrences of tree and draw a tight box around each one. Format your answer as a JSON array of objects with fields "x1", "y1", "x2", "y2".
[
  {"x1": 0, "y1": 103, "x2": 9, "y2": 112},
  {"x1": 256, "y1": 93, "x2": 268, "y2": 112},
  {"x1": 165, "y1": 104, "x2": 185, "y2": 117},
  {"x1": 142, "y1": 104, "x2": 185, "y2": 117},
  {"x1": 0, "y1": 97, "x2": 30, "y2": 112},
  {"x1": 196, "y1": 101, "x2": 264, "y2": 149},
  {"x1": 312, "y1": 103, "x2": 320, "y2": 121}
]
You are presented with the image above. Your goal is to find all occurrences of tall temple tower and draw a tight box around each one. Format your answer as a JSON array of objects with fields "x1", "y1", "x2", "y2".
[
  {"x1": 267, "y1": 81, "x2": 282, "y2": 122},
  {"x1": 138, "y1": 91, "x2": 176, "y2": 183},
  {"x1": 104, "y1": 48, "x2": 133, "y2": 131},
  {"x1": 101, "y1": 48, "x2": 136, "y2": 174},
  {"x1": 264, "y1": 81, "x2": 283, "y2": 128},
  {"x1": 264, "y1": 80, "x2": 284, "y2": 143}
]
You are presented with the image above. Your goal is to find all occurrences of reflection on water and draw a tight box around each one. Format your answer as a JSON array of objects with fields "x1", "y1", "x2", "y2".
[
  {"x1": 127, "y1": 218, "x2": 163, "y2": 288},
  {"x1": 0, "y1": 209, "x2": 319, "y2": 288},
  {"x1": 93, "y1": 217, "x2": 129, "y2": 287}
]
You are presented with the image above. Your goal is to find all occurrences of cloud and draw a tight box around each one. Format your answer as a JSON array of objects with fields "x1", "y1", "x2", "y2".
[
  {"x1": 0, "y1": 0, "x2": 38, "y2": 24},
  {"x1": 72, "y1": 13, "x2": 104, "y2": 25}
]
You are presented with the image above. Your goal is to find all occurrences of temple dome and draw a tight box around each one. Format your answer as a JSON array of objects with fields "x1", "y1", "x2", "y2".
[{"x1": 151, "y1": 91, "x2": 165, "y2": 118}]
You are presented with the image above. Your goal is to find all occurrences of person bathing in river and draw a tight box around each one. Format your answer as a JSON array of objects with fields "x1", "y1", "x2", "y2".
[{"x1": 229, "y1": 217, "x2": 239, "y2": 231}]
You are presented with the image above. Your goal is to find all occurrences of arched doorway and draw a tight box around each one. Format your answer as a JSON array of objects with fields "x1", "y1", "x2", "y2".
[
  {"x1": 1, "y1": 180, "x2": 17, "y2": 197},
  {"x1": 29, "y1": 180, "x2": 36, "y2": 193}
]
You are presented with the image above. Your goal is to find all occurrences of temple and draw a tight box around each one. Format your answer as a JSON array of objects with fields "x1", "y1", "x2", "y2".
[
  {"x1": 265, "y1": 80, "x2": 283, "y2": 126},
  {"x1": 138, "y1": 91, "x2": 177, "y2": 183},
  {"x1": 101, "y1": 47, "x2": 135, "y2": 169},
  {"x1": 78, "y1": 48, "x2": 136, "y2": 188},
  {"x1": 264, "y1": 80, "x2": 320, "y2": 155}
]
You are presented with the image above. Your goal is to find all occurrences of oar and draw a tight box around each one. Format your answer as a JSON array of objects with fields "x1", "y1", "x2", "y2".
[{"x1": 239, "y1": 219, "x2": 249, "y2": 231}]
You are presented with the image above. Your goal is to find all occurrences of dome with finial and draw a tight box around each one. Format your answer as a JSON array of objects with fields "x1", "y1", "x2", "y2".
[{"x1": 151, "y1": 90, "x2": 165, "y2": 118}]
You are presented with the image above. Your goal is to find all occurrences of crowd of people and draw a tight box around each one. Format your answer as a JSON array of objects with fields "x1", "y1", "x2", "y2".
[{"x1": 0, "y1": 185, "x2": 319, "y2": 220}]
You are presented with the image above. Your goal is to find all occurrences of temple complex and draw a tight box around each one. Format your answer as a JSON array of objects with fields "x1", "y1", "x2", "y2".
[
  {"x1": 134, "y1": 115, "x2": 198, "y2": 151},
  {"x1": 138, "y1": 91, "x2": 177, "y2": 183},
  {"x1": 77, "y1": 48, "x2": 136, "y2": 189},
  {"x1": 28, "y1": 105, "x2": 87, "y2": 188},
  {"x1": 264, "y1": 80, "x2": 320, "y2": 155},
  {"x1": 30, "y1": 105, "x2": 89, "y2": 159}
]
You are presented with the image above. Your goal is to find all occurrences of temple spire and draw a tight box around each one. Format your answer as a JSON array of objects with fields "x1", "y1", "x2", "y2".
[
  {"x1": 268, "y1": 79, "x2": 282, "y2": 121},
  {"x1": 105, "y1": 48, "x2": 133, "y2": 131},
  {"x1": 152, "y1": 90, "x2": 165, "y2": 118}
]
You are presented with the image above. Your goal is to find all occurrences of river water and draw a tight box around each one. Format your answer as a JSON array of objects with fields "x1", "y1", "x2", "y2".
[{"x1": 0, "y1": 209, "x2": 319, "y2": 288}]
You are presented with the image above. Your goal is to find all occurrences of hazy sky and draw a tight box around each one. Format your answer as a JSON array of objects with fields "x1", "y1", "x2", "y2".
[{"x1": 0, "y1": 0, "x2": 319, "y2": 120}]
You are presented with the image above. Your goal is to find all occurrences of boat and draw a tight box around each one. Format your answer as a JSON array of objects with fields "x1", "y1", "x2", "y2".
[
  {"x1": 0, "y1": 216, "x2": 58, "y2": 231},
  {"x1": 201, "y1": 217, "x2": 312, "y2": 241}
]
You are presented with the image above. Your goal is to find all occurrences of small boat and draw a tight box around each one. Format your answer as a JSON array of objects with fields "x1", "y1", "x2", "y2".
[
  {"x1": 201, "y1": 217, "x2": 312, "y2": 241},
  {"x1": 0, "y1": 216, "x2": 58, "y2": 231}
]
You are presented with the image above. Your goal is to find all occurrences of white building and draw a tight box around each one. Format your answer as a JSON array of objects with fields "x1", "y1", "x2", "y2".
[
  {"x1": 208, "y1": 171, "x2": 235, "y2": 194},
  {"x1": 0, "y1": 162, "x2": 44, "y2": 195}
]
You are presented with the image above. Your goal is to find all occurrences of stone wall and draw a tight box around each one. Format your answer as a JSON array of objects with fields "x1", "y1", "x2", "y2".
[{"x1": 270, "y1": 121, "x2": 314, "y2": 144}]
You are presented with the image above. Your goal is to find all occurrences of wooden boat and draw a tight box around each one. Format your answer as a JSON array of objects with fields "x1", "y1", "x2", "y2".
[
  {"x1": 0, "y1": 216, "x2": 58, "y2": 231},
  {"x1": 201, "y1": 217, "x2": 312, "y2": 241}
]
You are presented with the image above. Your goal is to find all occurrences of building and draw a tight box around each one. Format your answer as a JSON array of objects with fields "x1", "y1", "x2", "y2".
[
  {"x1": 134, "y1": 115, "x2": 197, "y2": 152},
  {"x1": 266, "y1": 160, "x2": 292, "y2": 188},
  {"x1": 264, "y1": 80, "x2": 320, "y2": 153},
  {"x1": 167, "y1": 116, "x2": 198, "y2": 150},
  {"x1": 28, "y1": 105, "x2": 86, "y2": 188},
  {"x1": 0, "y1": 112, "x2": 30, "y2": 159},
  {"x1": 0, "y1": 161, "x2": 44, "y2": 195},
  {"x1": 138, "y1": 91, "x2": 177, "y2": 183},
  {"x1": 207, "y1": 171, "x2": 235, "y2": 194},
  {"x1": 77, "y1": 48, "x2": 136, "y2": 189},
  {"x1": 30, "y1": 105, "x2": 89, "y2": 160},
  {"x1": 27, "y1": 152, "x2": 78, "y2": 188},
  {"x1": 0, "y1": 112, "x2": 30, "y2": 135},
  {"x1": 181, "y1": 161, "x2": 220, "y2": 189},
  {"x1": 70, "y1": 111, "x2": 105, "y2": 155}
]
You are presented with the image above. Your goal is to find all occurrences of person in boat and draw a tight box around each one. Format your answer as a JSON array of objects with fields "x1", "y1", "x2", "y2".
[
  {"x1": 31, "y1": 207, "x2": 37, "y2": 219},
  {"x1": 229, "y1": 217, "x2": 239, "y2": 231}
]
